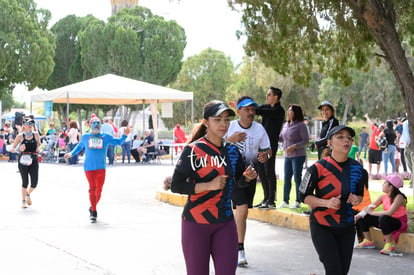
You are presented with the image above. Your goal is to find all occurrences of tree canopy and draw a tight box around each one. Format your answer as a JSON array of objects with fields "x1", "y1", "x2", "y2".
[
  {"x1": 171, "y1": 48, "x2": 234, "y2": 124},
  {"x1": 79, "y1": 6, "x2": 186, "y2": 86},
  {"x1": 0, "y1": 0, "x2": 55, "y2": 94}
]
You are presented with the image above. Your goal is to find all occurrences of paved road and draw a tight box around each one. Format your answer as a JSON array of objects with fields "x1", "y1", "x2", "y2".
[{"x1": 1, "y1": 160, "x2": 413, "y2": 275}]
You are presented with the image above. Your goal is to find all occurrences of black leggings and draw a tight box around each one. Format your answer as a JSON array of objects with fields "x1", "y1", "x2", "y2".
[
  {"x1": 400, "y1": 148, "x2": 408, "y2": 172},
  {"x1": 18, "y1": 159, "x2": 39, "y2": 189},
  {"x1": 310, "y1": 223, "x2": 355, "y2": 275},
  {"x1": 356, "y1": 214, "x2": 401, "y2": 236}
]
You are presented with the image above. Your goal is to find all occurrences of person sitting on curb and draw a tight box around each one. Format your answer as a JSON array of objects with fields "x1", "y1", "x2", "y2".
[{"x1": 355, "y1": 174, "x2": 408, "y2": 255}]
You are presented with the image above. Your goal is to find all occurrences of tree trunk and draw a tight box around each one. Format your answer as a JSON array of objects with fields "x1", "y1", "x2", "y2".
[
  {"x1": 77, "y1": 108, "x2": 82, "y2": 133},
  {"x1": 342, "y1": 97, "x2": 351, "y2": 124},
  {"x1": 355, "y1": 1, "x2": 414, "y2": 203}
]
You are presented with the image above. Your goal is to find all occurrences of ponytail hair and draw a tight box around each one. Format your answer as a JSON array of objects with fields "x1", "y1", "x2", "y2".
[
  {"x1": 389, "y1": 186, "x2": 407, "y2": 204},
  {"x1": 188, "y1": 123, "x2": 207, "y2": 143}
]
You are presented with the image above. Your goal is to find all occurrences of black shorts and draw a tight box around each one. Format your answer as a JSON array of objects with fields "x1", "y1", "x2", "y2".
[
  {"x1": 368, "y1": 148, "x2": 382, "y2": 164},
  {"x1": 231, "y1": 179, "x2": 257, "y2": 208}
]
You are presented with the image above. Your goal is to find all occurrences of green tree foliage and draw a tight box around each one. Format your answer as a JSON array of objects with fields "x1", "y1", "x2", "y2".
[
  {"x1": 319, "y1": 62, "x2": 404, "y2": 123},
  {"x1": 171, "y1": 48, "x2": 235, "y2": 124},
  {"x1": 45, "y1": 15, "x2": 104, "y2": 126},
  {"x1": 230, "y1": 56, "x2": 320, "y2": 118},
  {"x1": 0, "y1": 89, "x2": 15, "y2": 111},
  {"x1": 79, "y1": 6, "x2": 186, "y2": 86},
  {"x1": 46, "y1": 15, "x2": 101, "y2": 90},
  {"x1": 0, "y1": 0, "x2": 55, "y2": 92},
  {"x1": 229, "y1": 1, "x2": 414, "y2": 119}
]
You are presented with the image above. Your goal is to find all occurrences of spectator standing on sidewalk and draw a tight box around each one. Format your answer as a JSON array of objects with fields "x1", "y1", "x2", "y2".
[
  {"x1": 401, "y1": 118, "x2": 413, "y2": 185},
  {"x1": 254, "y1": 86, "x2": 285, "y2": 209},
  {"x1": 358, "y1": 127, "x2": 369, "y2": 159},
  {"x1": 315, "y1": 100, "x2": 339, "y2": 160},
  {"x1": 278, "y1": 104, "x2": 309, "y2": 209},
  {"x1": 364, "y1": 113, "x2": 384, "y2": 179},
  {"x1": 101, "y1": 117, "x2": 115, "y2": 165},
  {"x1": 173, "y1": 124, "x2": 187, "y2": 154},
  {"x1": 398, "y1": 117, "x2": 410, "y2": 179},
  {"x1": 66, "y1": 121, "x2": 81, "y2": 165},
  {"x1": 378, "y1": 120, "x2": 397, "y2": 175},
  {"x1": 170, "y1": 100, "x2": 257, "y2": 275},
  {"x1": 225, "y1": 96, "x2": 271, "y2": 267},
  {"x1": 119, "y1": 120, "x2": 132, "y2": 164},
  {"x1": 299, "y1": 125, "x2": 366, "y2": 275}
]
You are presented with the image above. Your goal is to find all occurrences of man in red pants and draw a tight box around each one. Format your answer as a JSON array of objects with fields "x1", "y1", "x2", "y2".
[{"x1": 65, "y1": 114, "x2": 131, "y2": 222}]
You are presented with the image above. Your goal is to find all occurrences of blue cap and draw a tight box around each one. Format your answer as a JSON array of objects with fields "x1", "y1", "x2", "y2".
[{"x1": 237, "y1": 98, "x2": 259, "y2": 109}]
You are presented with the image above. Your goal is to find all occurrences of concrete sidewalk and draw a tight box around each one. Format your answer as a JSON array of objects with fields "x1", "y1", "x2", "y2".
[{"x1": 1, "y1": 161, "x2": 414, "y2": 275}]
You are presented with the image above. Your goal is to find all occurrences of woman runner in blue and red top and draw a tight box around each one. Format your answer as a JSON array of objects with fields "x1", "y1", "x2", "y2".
[
  {"x1": 299, "y1": 125, "x2": 367, "y2": 275},
  {"x1": 65, "y1": 114, "x2": 132, "y2": 222},
  {"x1": 171, "y1": 100, "x2": 257, "y2": 275}
]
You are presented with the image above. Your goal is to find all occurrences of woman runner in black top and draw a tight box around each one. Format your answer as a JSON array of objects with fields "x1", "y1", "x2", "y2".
[
  {"x1": 300, "y1": 125, "x2": 367, "y2": 275},
  {"x1": 171, "y1": 100, "x2": 257, "y2": 275},
  {"x1": 11, "y1": 117, "x2": 42, "y2": 208}
]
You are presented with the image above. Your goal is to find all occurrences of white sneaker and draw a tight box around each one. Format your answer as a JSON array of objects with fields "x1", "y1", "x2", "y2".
[
  {"x1": 289, "y1": 201, "x2": 300, "y2": 209},
  {"x1": 277, "y1": 201, "x2": 289, "y2": 208},
  {"x1": 238, "y1": 250, "x2": 248, "y2": 267}
]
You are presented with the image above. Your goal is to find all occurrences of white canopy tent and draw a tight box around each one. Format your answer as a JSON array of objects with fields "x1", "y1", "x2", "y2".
[
  {"x1": 1, "y1": 110, "x2": 46, "y2": 121},
  {"x1": 30, "y1": 74, "x2": 193, "y2": 140}
]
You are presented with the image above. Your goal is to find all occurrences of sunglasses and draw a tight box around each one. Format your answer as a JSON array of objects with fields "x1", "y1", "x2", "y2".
[{"x1": 24, "y1": 122, "x2": 34, "y2": 125}]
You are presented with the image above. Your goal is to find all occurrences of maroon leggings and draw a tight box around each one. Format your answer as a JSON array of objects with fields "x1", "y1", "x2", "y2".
[
  {"x1": 181, "y1": 219, "x2": 238, "y2": 275},
  {"x1": 85, "y1": 169, "x2": 106, "y2": 211}
]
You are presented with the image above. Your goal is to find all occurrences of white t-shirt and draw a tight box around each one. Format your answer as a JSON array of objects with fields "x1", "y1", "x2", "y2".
[
  {"x1": 119, "y1": 127, "x2": 134, "y2": 142},
  {"x1": 68, "y1": 128, "x2": 79, "y2": 144},
  {"x1": 226, "y1": 120, "x2": 271, "y2": 165}
]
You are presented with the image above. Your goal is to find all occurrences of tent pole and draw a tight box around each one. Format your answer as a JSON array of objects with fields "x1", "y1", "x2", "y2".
[
  {"x1": 66, "y1": 91, "x2": 70, "y2": 124},
  {"x1": 142, "y1": 100, "x2": 145, "y2": 138}
]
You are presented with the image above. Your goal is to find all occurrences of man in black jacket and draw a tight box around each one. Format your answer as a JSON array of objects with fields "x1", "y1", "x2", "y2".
[{"x1": 254, "y1": 87, "x2": 285, "y2": 209}]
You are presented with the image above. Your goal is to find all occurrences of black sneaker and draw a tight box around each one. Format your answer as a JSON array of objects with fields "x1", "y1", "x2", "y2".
[
  {"x1": 258, "y1": 201, "x2": 276, "y2": 209},
  {"x1": 254, "y1": 201, "x2": 265, "y2": 208},
  {"x1": 258, "y1": 203, "x2": 270, "y2": 209},
  {"x1": 89, "y1": 207, "x2": 98, "y2": 222}
]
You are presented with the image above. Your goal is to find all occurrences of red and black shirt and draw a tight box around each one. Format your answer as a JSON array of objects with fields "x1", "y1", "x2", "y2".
[
  {"x1": 171, "y1": 137, "x2": 247, "y2": 224},
  {"x1": 299, "y1": 156, "x2": 367, "y2": 228}
]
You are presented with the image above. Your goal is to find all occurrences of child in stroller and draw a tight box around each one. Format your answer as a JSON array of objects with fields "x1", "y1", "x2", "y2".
[{"x1": 42, "y1": 133, "x2": 66, "y2": 163}]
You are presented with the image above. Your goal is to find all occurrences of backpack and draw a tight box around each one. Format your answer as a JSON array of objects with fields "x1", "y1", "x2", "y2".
[{"x1": 376, "y1": 136, "x2": 388, "y2": 151}]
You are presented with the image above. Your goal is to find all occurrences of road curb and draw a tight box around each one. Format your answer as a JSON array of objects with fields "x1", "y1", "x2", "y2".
[{"x1": 156, "y1": 190, "x2": 414, "y2": 254}]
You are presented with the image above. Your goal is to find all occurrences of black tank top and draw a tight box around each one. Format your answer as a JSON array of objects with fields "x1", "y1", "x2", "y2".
[{"x1": 21, "y1": 133, "x2": 37, "y2": 153}]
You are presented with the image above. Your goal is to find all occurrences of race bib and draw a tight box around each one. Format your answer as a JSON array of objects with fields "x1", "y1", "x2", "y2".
[
  {"x1": 299, "y1": 170, "x2": 312, "y2": 194},
  {"x1": 20, "y1": 154, "x2": 33, "y2": 166},
  {"x1": 88, "y1": 136, "x2": 103, "y2": 149}
]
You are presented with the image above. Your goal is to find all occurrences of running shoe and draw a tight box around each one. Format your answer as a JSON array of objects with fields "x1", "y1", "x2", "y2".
[
  {"x1": 355, "y1": 239, "x2": 376, "y2": 249},
  {"x1": 258, "y1": 201, "x2": 276, "y2": 209},
  {"x1": 277, "y1": 201, "x2": 289, "y2": 209},
  {"x1": 289, "y1": 201, "x2": 300, "y2": 209},
  {"x1": 254, "y1": 201, "x2": 265, "y2": 208},
  {"x1": 89, "y1": 207, "x2": 98, "y2": 223},
  {"x1": 380, "y1": 243, "x2": 395, "y2": 255},
  {"x1": 26, "y1": 193, "x2": 32, "y2": 206},
  {"x1": 21, "y1": 200, "x2": 27, "y2": 209},
  {"x1": 238, "y1": 250, "x2": 248, "y2": 267}
]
